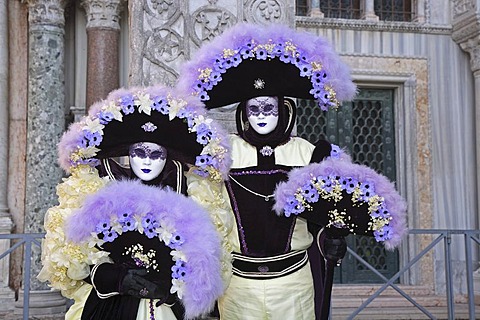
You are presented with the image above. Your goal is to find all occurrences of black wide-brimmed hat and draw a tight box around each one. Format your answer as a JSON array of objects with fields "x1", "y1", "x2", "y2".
[
  {"x1": 177, "y1": 23, "x2": 356, "y2": 109},
  {"x1": 58, "y1": 85, "x2": 231, "y2": 180}
]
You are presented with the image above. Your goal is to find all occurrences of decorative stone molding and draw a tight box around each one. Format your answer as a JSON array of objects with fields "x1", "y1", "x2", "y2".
[
  {"x1": 459, "y1": 35, "x2": 480, "y2": 73},
  {"x1": 296, "y1": 17, "x2": 451, "y2": 35},
  {"x1": 452, "y1": 0, "x2": 476, "y2": 19},
  {"x1": 24, "y1": 0, "x2": 67, "y2": 28},
  {"x1": 81, "y1": 0, "x2": 124, "y2": 30}
]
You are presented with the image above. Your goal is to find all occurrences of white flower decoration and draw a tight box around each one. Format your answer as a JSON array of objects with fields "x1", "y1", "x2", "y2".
[{"x1": 135, "y1": 93, "x2": 152, "y2": 115}]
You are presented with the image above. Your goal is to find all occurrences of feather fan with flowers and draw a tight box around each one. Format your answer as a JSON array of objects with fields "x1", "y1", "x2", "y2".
[{"x1": 274, "y1": 156, "x2": 407, "y2": 250}]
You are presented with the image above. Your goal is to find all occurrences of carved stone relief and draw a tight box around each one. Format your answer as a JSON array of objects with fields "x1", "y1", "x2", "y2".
[
  {"x1": 81, "y1": 0, "x2": 124, "y2": 29},
  {"x1": 244, "y1": 0, "x2": 286, "y2": 25},
  {"x1": 452, "y1": 0, "x2": 476, "y2": 19},
  {"x1": 25, "y1": 0, "x2": 67, "y2": 27},
  {"x1": 189, "y1": 4, "x2": 237, "y2": 46},
  {"x1": 129, "y1": 0, "x2": 293, "y2": 87}
]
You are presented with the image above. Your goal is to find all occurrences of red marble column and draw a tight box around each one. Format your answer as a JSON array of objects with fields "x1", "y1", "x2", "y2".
[{"x1": 82, "y1": 0, "x2": 124, "y2": 109}]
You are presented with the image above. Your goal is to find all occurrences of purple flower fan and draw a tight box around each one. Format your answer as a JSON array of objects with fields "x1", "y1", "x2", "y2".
[
  {"x1": 65, "y1": 180, "x2": 225, "y2": 319},
  {"x1": 274, "y1": 157, "x2": 407, "y2": 250}
]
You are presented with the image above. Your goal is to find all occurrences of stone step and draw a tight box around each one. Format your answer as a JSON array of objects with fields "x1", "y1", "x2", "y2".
[
  {"x1": 330, "y1": 285, "x2": 479, "y2": 320},
  {"x1": 331, "y1": 305, "x2": 480, "y2": 320},
  {"x1": 332, "y1": 284, "x2": 434, "y2": 297}
]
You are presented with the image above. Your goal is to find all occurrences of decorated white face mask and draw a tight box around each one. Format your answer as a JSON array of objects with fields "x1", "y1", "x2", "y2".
[
  {"x1": 246, "y1": 96, "x2": 279, "y2": 135},
  {"x1": 128, "y1": 142, "x2": 167, "y2": 181}
]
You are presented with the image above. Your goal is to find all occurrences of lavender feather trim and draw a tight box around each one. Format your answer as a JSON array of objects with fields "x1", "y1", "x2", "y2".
[
  {"x1": 274, "y1": 158, "x2": 407, "y2": 250},
  {"x1": 65, "y1": 180, "x2": 224, "y2": 319},
  {"x1": 177, "y1": 23, "x2": 356, "y2": 108}
]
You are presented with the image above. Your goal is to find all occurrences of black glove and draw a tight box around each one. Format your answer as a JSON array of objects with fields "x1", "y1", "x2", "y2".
[
  {"x1": 120, "y1": 269, "x2": 169, "y2": 301},
  {"x1": 319, "y1": 228, "x2": 347, "y2": 265}
]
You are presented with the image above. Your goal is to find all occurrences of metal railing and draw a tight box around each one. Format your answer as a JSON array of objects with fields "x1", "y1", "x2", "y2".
[
  {"x1": 0, "y1": 230, "x2": 479, "y2": 320},
  {"x1": 344, "y1": 229, "x2": 480, "y2": 320}
]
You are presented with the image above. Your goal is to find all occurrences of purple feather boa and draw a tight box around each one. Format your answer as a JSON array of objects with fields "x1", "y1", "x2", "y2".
[
  {"x1": 177, "y1": 22, "x2": 356, "y2": 105},
  {"x1": 65, "y1": 180, "x2": 224, "y2": 319},
  {"x1": 274, "y1": 158, "x2": 407, "y2": 250}
]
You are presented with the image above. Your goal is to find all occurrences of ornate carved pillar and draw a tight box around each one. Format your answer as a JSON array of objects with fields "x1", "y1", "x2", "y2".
[
  {"x1": 81, "y1": 0, "x2": 124, "y2": 109},
  {"x1": 452, "y1": 0, "x2": 480, "y2": 228},
  {"x1": 20, "y1": 0, "x2": 68, "y2": 316},
  {"x1": 0, "y1": 0, "x2": 15, "y2": 309}
]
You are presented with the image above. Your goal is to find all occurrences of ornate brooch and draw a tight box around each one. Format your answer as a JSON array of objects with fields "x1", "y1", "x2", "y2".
[{"x1": 260, "y1": 146, "x2": 274, "y2": 157}]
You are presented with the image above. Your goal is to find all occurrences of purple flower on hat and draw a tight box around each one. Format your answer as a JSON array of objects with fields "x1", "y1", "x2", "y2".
[
  {"x1": 240, "y1": 46, "x2": 254, "y2": 59},
  {"x1": 213, "y1": 57, "x2": 227, "y2": 73},
  {"x1": 83, "y1": 130, "x2": 102, "y2": 147},
  {"x1": 198, "y1": 91, "x2": 210, "y2": 101},
  {"x1": 209, "y1": 71, "x2": 222, "y2": 86},
  {"x1": 98, "y1": 111, "x2": 114, "y2": 125},
  {"x1": 120, "y1": 94, "x2": 135, "y2": 115},
  {"x1": 151, "y1": 96, "x2": 168, "y2": 113},
  {"x1": 255, "y1": 48, "x2": 268, "y2": 60},
  {"x1": 279, "y1": 52, "x2": 294, "y2": 64},
  {"x1": 274, "y1": 42, "x2": 284, "y2": 56}
]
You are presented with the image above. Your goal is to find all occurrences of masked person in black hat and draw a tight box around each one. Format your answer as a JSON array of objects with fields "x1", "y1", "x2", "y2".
[
  {"x1": 175, "y1": 23, "x2": 361, "y2": 319},
  {"x1": 178, "y1": 23, "x2": 406, "y2": 320},
  {"x1": 38, "y1": 86, "x2": 230, "y2": 320},
  {"x1": 78, "y1": 142, "x2": 187, "y2": 320},
  {"x1": 211, "y1": 94, "x2": 346, "y2": 320}
]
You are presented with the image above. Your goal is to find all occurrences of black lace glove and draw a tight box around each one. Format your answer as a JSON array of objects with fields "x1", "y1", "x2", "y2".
[
  {"x1": 318, "y1": 228, "x2": 347, "y2": 266},
  {"x1": 119, "y1": 269, "x2": 169, "y2": 301}
]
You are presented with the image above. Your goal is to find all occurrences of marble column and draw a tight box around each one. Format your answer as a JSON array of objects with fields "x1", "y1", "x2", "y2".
[
  {"x1": 81, "y1": 0, "x2": 124, "y2": 109},
  {"x1": 20, "y1": 0, "x2": 68, "y2": 316},
  {"x1": 0, "y1": 0, "x2": 15, "y2": 310},
  {"x1": 362, "y1": 0, "x2": 379, "y2": 21},
  {"x1": 308, "y1": 0, "x2": 324, "y2": 18},
  {"x1": 413, "y1": 0, "x2": 426, "y2": 23}
]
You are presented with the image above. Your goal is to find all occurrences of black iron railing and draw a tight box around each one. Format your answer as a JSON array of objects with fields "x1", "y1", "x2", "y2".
[{"x1": 1, "y1": 230, "x2": 479, "y2": 320}]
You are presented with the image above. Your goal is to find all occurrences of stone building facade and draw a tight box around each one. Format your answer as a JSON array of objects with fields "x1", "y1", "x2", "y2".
[{"x1": 1, "y1": 0, "x2": 479, "y2": 317}]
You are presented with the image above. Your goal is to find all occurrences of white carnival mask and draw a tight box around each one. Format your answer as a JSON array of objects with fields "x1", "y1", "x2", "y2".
[
  {"x1": 128, "y1": 142, "x2": 167, "y2": 181},
  {"x1": 246, "y1": 96, "x2": 279, "y2": 135}
]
